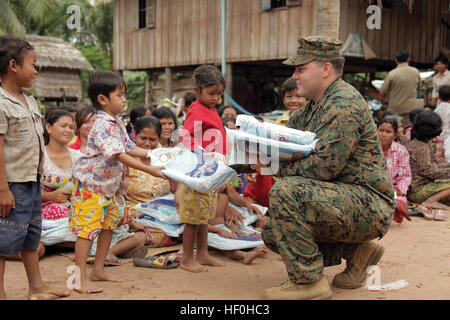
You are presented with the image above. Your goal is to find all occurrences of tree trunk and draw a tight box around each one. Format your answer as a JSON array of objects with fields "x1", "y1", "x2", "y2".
[{"x1": 315, "y1": 0, "x2": 341, "y2": 39}]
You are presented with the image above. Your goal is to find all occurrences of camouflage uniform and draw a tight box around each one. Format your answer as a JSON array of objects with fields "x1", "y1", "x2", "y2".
[{"x1": 262, "y1": 36, "x2": 395, "y2": 284}]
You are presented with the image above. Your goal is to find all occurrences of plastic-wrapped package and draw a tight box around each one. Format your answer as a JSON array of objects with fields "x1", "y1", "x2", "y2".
[
  {"x1": 235, "y1": 114, "x2": 317, "y2": 145},
  {"x1": 41, "y1": 218, "x2": 77, "y2": 245},
  {"x1": 149, "y1": 147, "x2": 236, "y2": 193},
  {"x1": 207, "y1": 224, "x2": 265, "y2": 251},
  {"x1": 134, "y1": 215, "x2": 185, "y2": 238},
  {"x1": 226, "y1": 128, "x2": 317, "y2": 163},
  {"x1": 132, "y1": 194, "x2": 181, "y2": 225}
]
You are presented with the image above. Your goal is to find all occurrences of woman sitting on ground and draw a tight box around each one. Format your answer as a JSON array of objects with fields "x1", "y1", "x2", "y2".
[
  {"x1": 69, "y1": 106, "x2": 97, "y2": 154},
  {"x1": 377, "y1": 115, "x2": 412, "y2": 223},
  {"x1": 406, "y1": 111, "x2": 450, "y2": 221}
]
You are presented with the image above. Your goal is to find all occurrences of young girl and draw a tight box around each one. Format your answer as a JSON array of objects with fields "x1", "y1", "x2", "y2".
[
  {"x1": 69, "y1": 106, "x2": 97, "y2": 154},
  {"x1": 377, "y1": 116, "x2": 412, "y2": 223},
  {"x1": 0, "y1": 35, "x2": 69, "y2": 300},
  {"x1": 70, "y1": 70, "x2": 166, "y2": 294},
  {"x1": 177, "y1": 64, "x2": 229, "y2": 272}
]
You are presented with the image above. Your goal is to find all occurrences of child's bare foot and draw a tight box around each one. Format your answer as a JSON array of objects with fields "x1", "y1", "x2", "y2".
[
  {"x1": 28, "y1": 284, "x2": 71, "y2": 300},
  {"x1": 181, "y1": 258, "x2": 208, "y2": 273},
  {"x1": 196, "y1": 253, "x2": 225, "y2": 267},
  {"x1": 73, "y1": 282, "x2": 103, "y2": 294},
  {"x1": 90, "y1": 270, "x2": 122, "y2": 283},
  {"x1": 243, "y1": 247, "x2": 268, "y2": 265}
]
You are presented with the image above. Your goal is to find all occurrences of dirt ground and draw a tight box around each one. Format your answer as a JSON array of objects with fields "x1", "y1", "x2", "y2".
[{"x1": 3, "y1": 215, "x2": 449, "y2": 301}]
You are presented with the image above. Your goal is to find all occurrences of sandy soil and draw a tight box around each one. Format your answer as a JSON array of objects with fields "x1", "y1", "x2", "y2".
[{"x1": 3, "y1": 215, "x2": 449, "y2": 300}]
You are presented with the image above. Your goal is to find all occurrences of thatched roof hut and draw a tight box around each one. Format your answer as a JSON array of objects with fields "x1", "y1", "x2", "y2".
[{"x1": 26, "y1": 35, "x2": 93, "y2": 103}]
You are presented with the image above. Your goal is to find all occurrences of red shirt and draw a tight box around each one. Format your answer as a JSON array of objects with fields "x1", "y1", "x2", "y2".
[
  {"x1": 68, "y1": 136, "x2": 82, "y2": 151},
  {"x1": 182, "y1": 100, "x2": 228, "y2": 155},
  {"x1": 243, "y1": 174, "x2": 275, "y2": 208}
]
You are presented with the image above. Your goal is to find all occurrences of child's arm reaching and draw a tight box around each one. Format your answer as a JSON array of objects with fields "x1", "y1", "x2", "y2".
[
  {"x1": 127, "y1": 146, "x2": 150, "y2": 159},
  {"x1": 0, "y1": 135, "x2": 15, "y2": 217},
  {"x1": 117, "y1": 152, "x2": 166, "y2": 179}
]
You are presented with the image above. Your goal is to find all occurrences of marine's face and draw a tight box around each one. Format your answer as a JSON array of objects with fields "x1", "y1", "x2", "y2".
[{"x1": 292, "y1": 61, "x2": 324, "y2": 102}]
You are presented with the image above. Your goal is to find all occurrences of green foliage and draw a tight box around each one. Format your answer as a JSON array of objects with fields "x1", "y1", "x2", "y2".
[{"x1": 123, "y1": 71, "x2": 146, "y2": 109}]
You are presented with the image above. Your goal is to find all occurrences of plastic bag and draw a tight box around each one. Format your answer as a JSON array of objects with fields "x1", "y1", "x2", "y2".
[
  {"x1": 226, "y1": 128, "x2": 317, "y2": 163},
  {"x1": 236, "y1": 114, "x2": 317, "y2": 145},
  {"x1": 41, "y1": 218, "x2": 77, "y2": 246},
  {"x1": 207, "y1": 224, "x2": 265, "y2": 251},
  {"x1": 149, "y1": 147, "x2": 237, "y2": 193},
  {"x1": 132, "y1": 194, "x2": 181, "y2": 225},
  {"x1": 134, "y1": 215, "x2": 185, "y2": 238}
]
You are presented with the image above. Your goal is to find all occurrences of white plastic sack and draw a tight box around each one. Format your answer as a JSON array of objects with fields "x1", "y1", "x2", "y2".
[
  {"x1": 134, "y1": 215, "x2": 185, "y2": 238},
  {"x1": 132, "y1": 194, "x2": 181, "y2": 224},
  {"x1": 149, "y1": 147, "x2": 236, "y2": 193},
  {"x1": 226, "y1": 128, "x2": 317, "y2": 163},
  {"x1": 236, "y1": 114, "x2": 317, "y2": 145},
  {"x1": 207, "y1": 224, "x2": 265, "y2": 251},
  {"x1": 41, "y1": 218, "x2": 77, "y2": 246}
]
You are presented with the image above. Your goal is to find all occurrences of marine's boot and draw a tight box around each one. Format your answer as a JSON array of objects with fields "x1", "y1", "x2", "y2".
[
  {"x1": 332, "y1": 241, "x2": 385, "y2": 289},
  {"x1": 262, "y1": 277, "x2": 332, "y2": 300}
]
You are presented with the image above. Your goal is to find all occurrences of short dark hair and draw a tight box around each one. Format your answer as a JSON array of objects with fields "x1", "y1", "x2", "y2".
[
  {"x1": 281, "y1": 78, "x2": 298, "y2": 98},
  {"x1": 434, "y1": 55, "x2": 449, "y2": 65},
  {"x1": 192, "y1": 64, "x2": 226, "y2": 91},
  {"x1": 409, "y1": 108, "x2": 424, "y2": 124},
  {"x1": 134, "y1": 115, "x2": 162, "y2": 138},
  {"x1": 395, "y1": 50, "x2": 410, "y2": 63},
  {"x1": 74, "y1": 106, "x2": 97, "y2": 134},
  {"x1": 439, "y1": 85, "x2": 450, "y2": 102},
  {"x1": 126, "y1": 106, "x2": 148, "y2": 133},
  {"x1": 44, "y1": 108, "x2": 74, "y2": 145},
  {"x1": 314, "y1": 57, "x2": 346, "y2": 76},
  {"x1": 0, "y1": 35, "x2": 34, "y2": 75},
  {"x1": 152, "y1": 106, "x2": 179, "y2": 130},
  {"x1": 423, "y1": 104, "x2": 436, "y2": 111},
  {"x1": 411, "y1": 111, "x2": 442, "y2": 142},
  {"x1": 183, "y1": 92, "x2": 197, "y2": 109},
  {"x1": 377, "y1": 115, "x2": 398, "y2": 133},
  {"x1": 87, "y1": 70, "x2": 126, "y2": 109}
]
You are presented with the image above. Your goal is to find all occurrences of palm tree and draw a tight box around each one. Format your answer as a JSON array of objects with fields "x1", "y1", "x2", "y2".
[{"x1": 0, "y1": 0, "x2": 55, "y2": 37}]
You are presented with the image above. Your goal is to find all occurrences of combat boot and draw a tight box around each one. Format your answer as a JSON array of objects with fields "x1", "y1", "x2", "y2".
[
  {"x1": 262, "y1": 277, "x2": 332, "y2": 300},
  {"x1": 332, "y1": 241, "x2": 385, "y2": 289}
]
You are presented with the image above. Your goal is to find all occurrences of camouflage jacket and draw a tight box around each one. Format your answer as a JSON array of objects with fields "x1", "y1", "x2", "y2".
[{"x1": 280, "y1": 79, "x2": 395, "y2": 205}]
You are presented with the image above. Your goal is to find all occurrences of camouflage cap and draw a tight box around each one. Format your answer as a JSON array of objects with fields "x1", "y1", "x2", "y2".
[{"x1": 283, "y1": 36, "x2": 343, "y2": 66}]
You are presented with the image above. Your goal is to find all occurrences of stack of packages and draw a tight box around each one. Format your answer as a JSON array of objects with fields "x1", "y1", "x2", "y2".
[
  {"x1": 132, "y1": 194, "x2": 267, "y2": 250},
  {"x1": 227, "y1": 114, "x2": 318, "y2": 168}
]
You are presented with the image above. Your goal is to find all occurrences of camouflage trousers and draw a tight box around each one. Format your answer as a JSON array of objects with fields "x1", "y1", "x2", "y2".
[{"x1": 262, "y1": 176, "x2": 394, "y2": 284}]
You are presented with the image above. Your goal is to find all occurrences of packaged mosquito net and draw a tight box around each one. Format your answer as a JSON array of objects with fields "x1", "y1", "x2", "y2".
[
  {"x1": 207, "y1": 224, "x2": 265, "y2": 251},
  {"x1": 236, "y1": 114, "x2": 317, "y2": 145},
  {"x1": 149, "y1": 147, "x2": 236, "y2": 193},
  {"x1": 41, "y1": 218, "x2": 77, "y2": 245}
]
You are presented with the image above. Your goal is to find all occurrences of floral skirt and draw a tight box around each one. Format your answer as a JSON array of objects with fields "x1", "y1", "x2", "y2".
[{"x1": 408, "y1": 181, "x2": 450, "y2": 204}]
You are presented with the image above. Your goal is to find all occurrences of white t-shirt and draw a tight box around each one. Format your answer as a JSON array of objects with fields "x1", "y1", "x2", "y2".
[
  {"x1": 434, "y1": 101, "x2": 450, "y2": 140},
  {"x1": 41, "y1": 147, "x2": 82, "y2": 191}
]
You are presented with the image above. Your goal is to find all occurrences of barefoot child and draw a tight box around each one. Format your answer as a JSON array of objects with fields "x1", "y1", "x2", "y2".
[
  {"x1": 70, "y1": 70, "x2": 166, "y2": 293},
  {"x1": 178, "y1": 64, "x2": 229, "y2": 272},
  {"x1": 0, "y1": 35, "x2": 70, "y2": 300}
]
